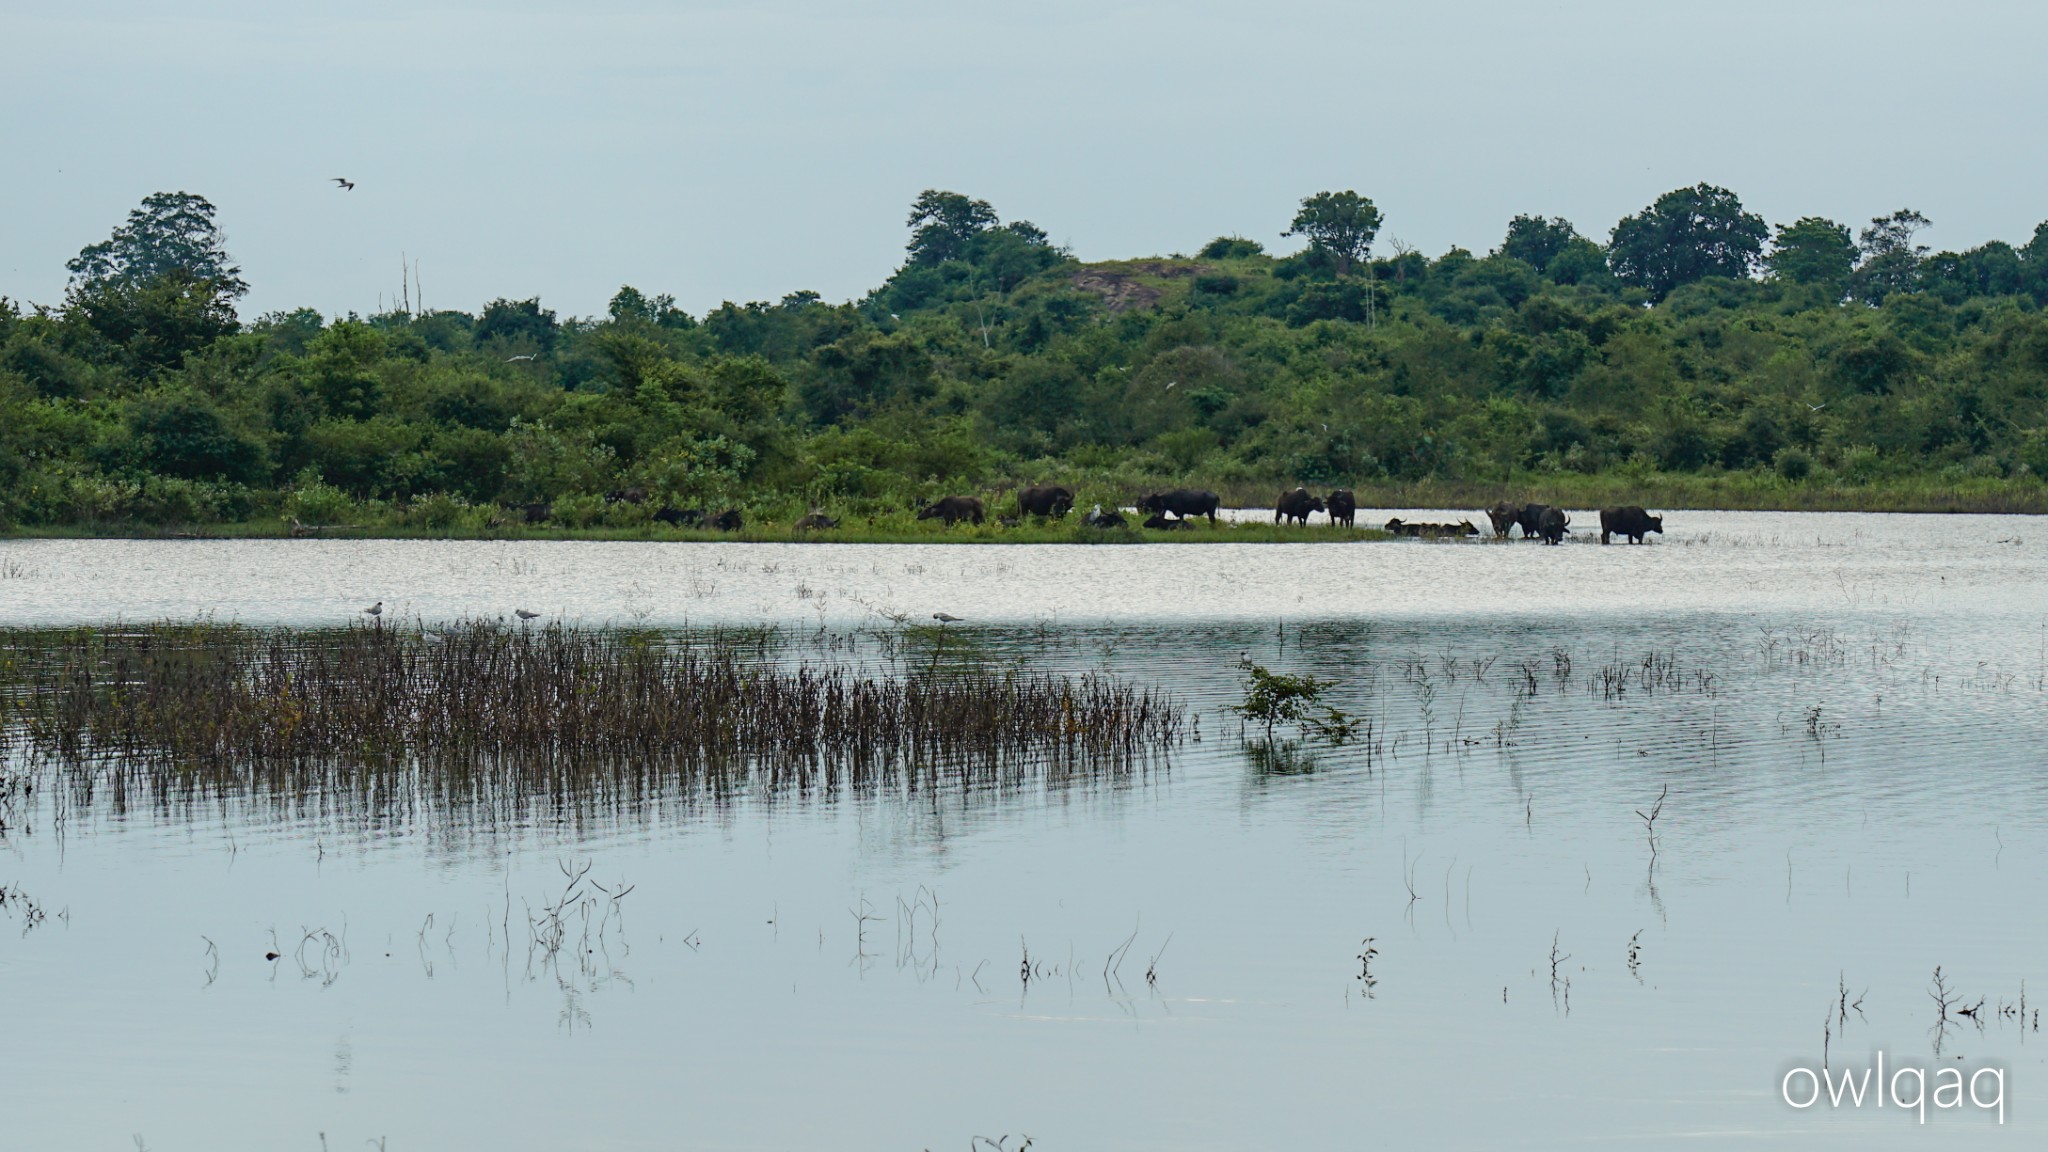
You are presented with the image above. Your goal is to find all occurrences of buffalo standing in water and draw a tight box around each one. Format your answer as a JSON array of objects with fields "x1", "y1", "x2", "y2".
[
  {"x1": 1017, "y1": 485, "x2": 1074, "y2": 519},
  {"x1": 1513, "y1": 503, "x2": 1555, "y2": 540},
  {"x1": 1599, "y1": 506, "x2": 1664, "y2": 545},
  {"x1": 1537, "y1": 507, "x2": 1570, "y2": 545},
  {"x1": 1485, "y1": 503, "x2": 1519, "y2": 538},
  {"x1": 1138, "y1": 489, "x2": 1222, "y2": 526},
  {"x1": 916, "y1": 495, "x2": 985, "y2": 526},
  {"x1": 1274, "y1": 487, "x2": 1326, "y2": 526},
  {"x1": 1326, "y1": 489, "x2": 1357, "y2": 527}
]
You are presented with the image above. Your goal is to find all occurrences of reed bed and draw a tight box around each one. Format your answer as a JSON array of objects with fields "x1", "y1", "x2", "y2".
[{"x1": 0, "y1": 621, "x2": 1181, "y2": 820}]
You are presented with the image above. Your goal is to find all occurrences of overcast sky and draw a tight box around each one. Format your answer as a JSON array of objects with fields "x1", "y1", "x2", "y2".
[{"x1": 4, "y1": 0, "x2": 2044, "y2": 320}]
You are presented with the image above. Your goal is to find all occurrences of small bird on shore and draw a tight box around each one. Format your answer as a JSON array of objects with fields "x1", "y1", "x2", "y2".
[
  {"x1": 362, "y1": 602, "x2": 383, "y2": 617},
  {"x1": 515, "y1": 609, "x2": 540, "y2": 621},
  {"x1": 932, "y1": 612, "x2": 962, "y2": 623},
  {"x1": 332, "y1": 177, "x2": 354, "y2": 190}
]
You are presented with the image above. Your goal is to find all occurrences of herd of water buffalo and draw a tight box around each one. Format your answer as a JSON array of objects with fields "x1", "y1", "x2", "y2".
[
  {"x1": 911, "y1": 486, "x2": 1666, "y2": 544},
  {"x1": 510, "y1": 485, "x2": 1664, "y2": 544}
]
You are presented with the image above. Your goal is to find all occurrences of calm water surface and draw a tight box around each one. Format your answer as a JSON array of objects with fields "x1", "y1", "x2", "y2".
[{"x1": 1, "y1": 512, "x2": 2044, "y2": 1150}]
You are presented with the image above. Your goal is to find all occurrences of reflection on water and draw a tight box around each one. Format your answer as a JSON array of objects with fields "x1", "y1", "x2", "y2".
[{"x1": 1, "y1": 515, "x2": 2045, "y2": 1149}]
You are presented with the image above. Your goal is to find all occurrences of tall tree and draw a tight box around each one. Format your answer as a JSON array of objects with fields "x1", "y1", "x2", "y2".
[
  {"x1": 1765, "y1": 217, "x2": 1857, "y2": 294},
  {"x1": 905, "y1": 190, "x2": 998, "y2": 267},
  {"x1": 1607, "y1": 184, "x2": 1768, "y2": 301},
  {"x1": 1498, "y1": 215, "x2": 1580, "y2": 272},
  {"x1": 1851, "y1": 209, "x2": 1931, "y2": 304},
  {"x1": 67, "y1": 191, "x2": 248, "y2": 299},
  {"x1": 1284, "y1": 191, "x2": 1383, "y2": 276}
]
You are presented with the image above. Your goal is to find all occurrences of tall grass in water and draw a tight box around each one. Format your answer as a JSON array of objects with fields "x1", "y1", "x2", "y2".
[{"x1": 0, "y1": 621, "x2": 1181, "y2": 822}]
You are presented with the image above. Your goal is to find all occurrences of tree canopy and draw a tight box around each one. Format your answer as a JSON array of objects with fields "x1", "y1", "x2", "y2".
[
  {"x1": 6, "y1": 183, "x2": 2048, "y2": 533},
  {"x1": 1284, "y1": 191, "x2": 1383, "y2": 275},
  {"x1": 67, "y1": 191, "x2": 248, "y2": 300},
  {"x1": 1608, "y1": 183, "x2": 1768, "y2": 301}
]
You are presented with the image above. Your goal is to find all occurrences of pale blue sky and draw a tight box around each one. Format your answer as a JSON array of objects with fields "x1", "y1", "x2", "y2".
[{"x1": 4, "y1": 0, "x2": 2043, "y2": 319}]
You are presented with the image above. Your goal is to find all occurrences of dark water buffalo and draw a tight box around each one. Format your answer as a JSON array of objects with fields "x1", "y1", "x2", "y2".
[
  {"x1": 709, "y1": 509, "x2": 744, "y2": 532},
  {"x1": 518, "y1": 502, "x2": 551, "y2": 524},
  {"x1": 1485, "y1": 503, "x2": 1519, "y2": 538},
  {"x1": 1017, "y1": 485, "x2": 1074, "y2": 519},
  {"x1": 1386, "y1": 518, "x2": 1479, "y2": 539},
  {"x1": 1599, "y1": 506, "x2": 1663, "y2": 545},
  {"x1": 1326, "y1": 489, "x2": 1357, "y2": 527},
  {"x1": 1142, "y1": 513, "x2": 1191, "y2": 530},
  {"x1": 793, "y1": 512, "x2": 839, "y2": 532},
  {"x1": 604, "y1": 486, "x2": 649, "y2": 505},
  {"x1": 1084, "y1": 504, "x2": 1127, "y2": 528},
  {"x1": 916, "y1": 495, "x2": 985, "y2": 526},
  {"x1": 1537, "y1": 506, "x2": 1569, "y2": 545},
  {"x1": 1274, "y1": 487, "x2": 1326, "y2": 525},
  {"x1": 654, "y1": 506, "x2": 703, "y2": 527},
  {"x1": 1513, "y1": 503, "x2": 1553, "y2": 539},
  {"x1": 1138, "y1": 489, "x2": 1222, "y2": 525}
]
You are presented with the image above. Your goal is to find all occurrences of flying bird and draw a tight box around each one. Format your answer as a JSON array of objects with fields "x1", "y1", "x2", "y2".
[
  {"x1": 515, "y1": 609, "x2": 541, "y2": 621},
  {"x1": 362, "y1": 602, "x2": 383, "y2": 616},
  {"x1": 506, "y1": 353, "x2": 538, "y2": 363},
  {"x1": 1807, "y1": 402, "x2": 1827, "y2": 412},
  {"x1": 332, "y1": 177, "x2": 354, "y2": 190}
]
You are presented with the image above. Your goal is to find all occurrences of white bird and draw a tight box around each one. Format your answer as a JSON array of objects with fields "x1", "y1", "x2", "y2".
[
  {"x1": 362, "y1": 602, "x2": 382, "y2": 617},
  {"x1": 506, "y1": 353, "x2": 538, "y2": 363},
  {"x1": 932, "y1": 612, "x2": 962, "y2": 623},
  {"x1": 515, "y1": 609, "x2": 540, "y2": 621},
  {"x1": 332, "y1": 177, "x2": 354, "y2": 190},
  {"x1": 1808, "y1": 402, "x2": 1827, "y2": 412}
]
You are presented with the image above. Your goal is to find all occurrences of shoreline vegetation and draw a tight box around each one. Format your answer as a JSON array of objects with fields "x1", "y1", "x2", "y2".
[{"x1": 7, "y1": 187, "x2": 2048, "y2": 540}]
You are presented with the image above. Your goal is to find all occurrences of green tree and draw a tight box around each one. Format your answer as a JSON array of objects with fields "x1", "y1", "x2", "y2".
[
  {"x1": 65, "y1": 267, "x2": 241, "y2": 378},
  {"x1": 1765, "y1": 217, "x2": 1857, "y2": 293},
  {"x1": 1284, "y1": 191, "x2": 1383, "y2": 276},
  {"x1": 67, "y1": 191, "x2": 248, "y2": 299},
  {"x1": 1498, "y1": 215, "x2": 1580, "y2": 272},
  {"x1": 905, "y1": 190, "x2": 998, "y2": 267},
  {"x1": 1850, "y1": 209, "x2": 1931, "y2": 305},
  {"x1": 1608, "y1": 184, "x2": 1768, "y2": 301},
  {"x1": 475, "y1": 297, "x2": 559, "y2": 352}
]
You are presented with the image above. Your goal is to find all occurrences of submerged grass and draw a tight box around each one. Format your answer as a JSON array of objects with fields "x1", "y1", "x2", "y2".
[{"x1": 0, "y1": 621, "x2": 1182, "y2": 820}]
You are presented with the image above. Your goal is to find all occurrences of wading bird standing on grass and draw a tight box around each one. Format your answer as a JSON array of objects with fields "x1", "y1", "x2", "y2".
[
  {"x1": 362, "y1": 602, "x2": 382, "y2": 617},
  {"x1": 515, "y1": 609, "x2": 540, "y2": 621},
  {"x1": 932, "y1": 613, "x2": 962, "y2": 623}
]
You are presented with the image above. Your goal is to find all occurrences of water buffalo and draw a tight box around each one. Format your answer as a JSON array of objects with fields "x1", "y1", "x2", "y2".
[
  {"x1": 1142, "y1": 513, "x2": 1191, "y2": 530},
  {"x1": 1485, "y1": 503, "x2": 1519, "y2": 538},
  {"x1": 709, "y1": 509, "x2": 745, "y2": 532},
  {"x1": 1274, "y1": 487, "x2": 1326, "y2": 526},
  {"x1": 519, "y1": 502, "x2": 551, "y2": 524},
  {"x1": 1599, "y1": 506, "x2": 1663, "y2": 545},
  {"x1": 1326, "y1": 489, "x2": 1357, "y2": 527},
  {"x1": 1138, "y1": 489, "x2": 1221, "y2": 525},
  {"x1": 654, "y1": 507, "x2": 703, "y2": 527},
  {"x1": 1386, "y1": 518, "x2": 1479, "y2": 539},
  {"x1": 916, "y1": 495, "x2": 985, "y2": 526},
  {"x1": 1017, "y1": 485, "x2": 1074, "y2": 519},
  {"x1": 1084, "y1": 504, "x2": 1127, "y2": 528},
  {"x1": 604, "y1": 486, "x2": 649, "y2": 505},
  {"x1": 1537, "y1": 506, "x2": 1570, "y2": 545},
  {"x1": 1514, "y1": 503, "x2": 1553, "y2": 539},
  {"x1": 793, "y1": 512, "x2": 839, "y2": 532}
]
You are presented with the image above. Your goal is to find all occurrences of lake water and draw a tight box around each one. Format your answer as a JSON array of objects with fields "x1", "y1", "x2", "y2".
[{"x1": 2, "y1": 512, "x2": 2045, "y2": 1150}]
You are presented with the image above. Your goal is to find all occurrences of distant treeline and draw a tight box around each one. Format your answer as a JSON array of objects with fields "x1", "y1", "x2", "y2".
[{"x1": 3, "y1": 184, "x2": 2047, "y2": 532}]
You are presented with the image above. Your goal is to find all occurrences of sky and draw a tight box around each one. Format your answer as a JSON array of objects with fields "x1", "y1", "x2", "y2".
[{"x1": 4, "y1": 0, "x2": 2044, "y2": 321}]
